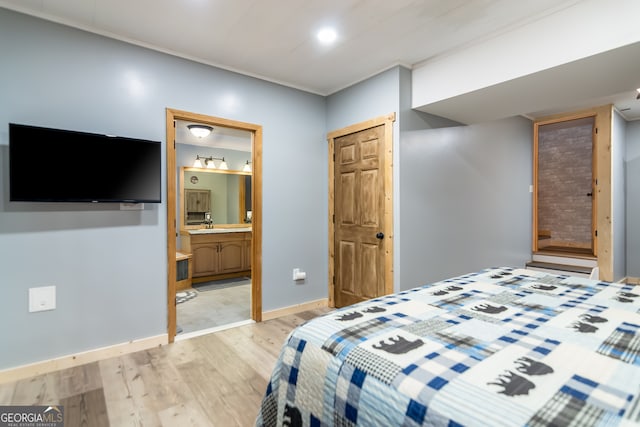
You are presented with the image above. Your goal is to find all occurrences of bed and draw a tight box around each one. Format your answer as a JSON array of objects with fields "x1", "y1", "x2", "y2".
[{"x1": 256, "y1": 267, "x2": 640, "y2": 426}]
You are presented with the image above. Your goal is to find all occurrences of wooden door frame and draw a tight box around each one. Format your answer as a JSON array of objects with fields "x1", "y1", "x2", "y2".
[
  {"x1": 532, "y1": 105, "x2": 613, "y2": 281},
  {"x1": 166, "y1": 108, "x2": 263, "y2": 343},
  {"x1": 327, "y1": 113, "x2": 395, "y2": 307}
]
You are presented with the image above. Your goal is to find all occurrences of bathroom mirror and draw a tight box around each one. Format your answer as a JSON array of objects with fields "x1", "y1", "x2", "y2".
[{"x1": 180, "y1": 167, "x2": 251, "y2": 229}]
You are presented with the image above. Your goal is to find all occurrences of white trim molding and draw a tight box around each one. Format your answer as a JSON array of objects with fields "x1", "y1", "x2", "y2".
[{"x1": 0, "y1": 334, "x2": 168, "y2": 384}]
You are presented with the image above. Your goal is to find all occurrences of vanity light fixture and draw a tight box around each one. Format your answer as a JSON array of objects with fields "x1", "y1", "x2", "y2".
[
  {"x1": 193, "y1": 155, "x2": 227, "y2": 169},
  {"x1": 218, "y1": 157, "x2": 229, "y2": 170},
  {"x1": 636, "y1": 88, "x2": 640, "y2": 99},
  {"x1": 242, "y1": 160, "x2": 252, "y2": 172},
  {"x1": 187, "y1": 124, "x2": 213, "y2": 138}
]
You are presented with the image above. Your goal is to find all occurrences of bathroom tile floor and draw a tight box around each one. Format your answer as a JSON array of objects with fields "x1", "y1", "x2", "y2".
[{"x1": 177, "y1": 279, "x2": 251, "y2": 334}]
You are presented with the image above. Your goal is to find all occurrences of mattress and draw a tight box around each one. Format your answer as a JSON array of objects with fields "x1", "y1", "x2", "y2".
[{"x1": 256, "y1": 267, "x2": 640, "y2": 426}]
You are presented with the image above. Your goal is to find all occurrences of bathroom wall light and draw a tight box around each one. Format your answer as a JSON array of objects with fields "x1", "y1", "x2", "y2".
[
  {"x1": 193, "y1": 155, "x2": 227, "y2": 169},
  {"x1": 187, "y1": 124, "x2": 213, "y2": 138},
  {"x1": 242, "y1": 160, "x2": 252, "y2": 172}
]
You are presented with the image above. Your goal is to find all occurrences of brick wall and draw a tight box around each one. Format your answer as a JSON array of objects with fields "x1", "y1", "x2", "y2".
[{"x1": 538, "y1": 120, "x2": 593, "y2": 247}]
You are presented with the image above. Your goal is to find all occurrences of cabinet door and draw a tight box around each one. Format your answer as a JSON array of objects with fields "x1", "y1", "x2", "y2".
[
  {"x1": 186, "y1": 189, "x2": 210, "y2": 213},
  {"x1": 243, "y1": 239, "x2": 252, "y2": 270},
  {"x1": 218, "y1": 241, "x2": 244, "y2": 273},
  {"x1": 198, "y1": 191, "x2": 211, "y2": 212},
  {"x1": 186, "y1": 191, "x2": 197, "y2": 212},
  {"x1": 191, "y1": 244, "x2": 219, "y2": 277}
]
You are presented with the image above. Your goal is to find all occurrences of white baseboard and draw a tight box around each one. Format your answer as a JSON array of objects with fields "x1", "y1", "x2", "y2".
[
  {"x1": 0, "y1": 334, "x2": 168, "y2": 384},
  {"x1": 262, "y1": 298, "x2": 328, "y2": 321}
]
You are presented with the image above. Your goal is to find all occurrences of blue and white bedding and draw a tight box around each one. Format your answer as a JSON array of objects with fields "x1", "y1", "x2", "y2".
[{"x1": 256, "y1": 267, "x2": 640, "y2": 427}]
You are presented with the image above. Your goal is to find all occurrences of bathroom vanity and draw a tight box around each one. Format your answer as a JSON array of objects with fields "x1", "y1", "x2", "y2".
[{"x1": 180, "y1": 228, "x2": 251, "y2": 281}]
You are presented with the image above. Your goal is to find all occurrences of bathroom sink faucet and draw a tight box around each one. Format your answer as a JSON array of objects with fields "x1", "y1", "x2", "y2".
[{"x1": 204, "y1": 212, "x2": 213, "y2": 229}]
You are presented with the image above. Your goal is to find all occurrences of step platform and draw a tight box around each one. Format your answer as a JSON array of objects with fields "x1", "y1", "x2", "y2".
[
  {"x1": 526, "y1": 252, "x2": 598, "y2": 279},
  {"x1": 525, "y1": 261, "x2": 595, "y2": 278}
]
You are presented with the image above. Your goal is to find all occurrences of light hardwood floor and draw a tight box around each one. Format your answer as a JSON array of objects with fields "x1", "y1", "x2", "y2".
[{"x1": 0, "y1": 308, "x2": 331, "y2": 427}]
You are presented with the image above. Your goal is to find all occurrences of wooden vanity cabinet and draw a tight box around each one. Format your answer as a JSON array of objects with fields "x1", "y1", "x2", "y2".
[{"x1": 181, "y1": 231, "x2": 251, "y2": 279}]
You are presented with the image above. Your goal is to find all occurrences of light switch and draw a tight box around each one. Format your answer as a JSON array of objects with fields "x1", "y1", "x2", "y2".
[
  {"x1": 293, "y1": 268, "x2": 307, "y2": 281},
  {"x1": 29, "y1": 286, "x2": 56, "y2": 312}
]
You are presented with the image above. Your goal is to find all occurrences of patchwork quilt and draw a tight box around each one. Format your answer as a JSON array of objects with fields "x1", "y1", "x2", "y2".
[{"x1": 255, "y1": 267, "x2": 640, "y2": 426}]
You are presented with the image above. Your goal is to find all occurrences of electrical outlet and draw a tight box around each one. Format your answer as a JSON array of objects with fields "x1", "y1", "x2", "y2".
[
  {"x1": 29, "y1": 286, "x2": 56, "y2": 312},
  {"x1": 292, "y1": 268, "x2": 307, "y2": 281}
]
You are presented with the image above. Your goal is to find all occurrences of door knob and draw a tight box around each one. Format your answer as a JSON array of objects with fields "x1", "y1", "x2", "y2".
[
  {"x1": 376, "y1": 232, "x2": 384, "y2": 240},
  {"x1": 587, "y1": 192, "x2": 593, "y2": 197}
]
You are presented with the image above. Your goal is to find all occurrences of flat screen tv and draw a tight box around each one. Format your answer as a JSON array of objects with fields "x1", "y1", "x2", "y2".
[{"x1": 9, "y1": 123, "x2": 162, "y2": 203}]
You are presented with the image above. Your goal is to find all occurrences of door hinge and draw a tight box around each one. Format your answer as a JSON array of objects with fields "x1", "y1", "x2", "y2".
[
  {"x1": 173, "y1": 120, "x2": 176, "y2": 128},
  {"x1": 333, "y1": 214, "x2": 335, "y2": 223},
  {"x1": 595, "y1": 230, "x2": 598, "y2": 237},
  {"x1": 595, "y1": 127, "x2": 598, "y2": 134}
]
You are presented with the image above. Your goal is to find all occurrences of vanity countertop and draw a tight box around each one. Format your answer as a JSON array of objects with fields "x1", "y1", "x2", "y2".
[{"x1": 186, "y1": 227, "x2": 252, "y2": 235}]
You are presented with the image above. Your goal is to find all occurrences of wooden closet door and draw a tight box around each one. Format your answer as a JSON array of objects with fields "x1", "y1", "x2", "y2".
[{"x1": 334, "y1": 124, "x2": 386, "y2": 307}]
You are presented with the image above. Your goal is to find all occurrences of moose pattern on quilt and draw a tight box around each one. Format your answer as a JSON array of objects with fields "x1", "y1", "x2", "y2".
[{"x1": 256, "y1": 268, "x2": 640, "y2": 426}]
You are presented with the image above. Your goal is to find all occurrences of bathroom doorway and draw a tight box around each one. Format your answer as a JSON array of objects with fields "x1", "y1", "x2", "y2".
[{"x1": 166, "y1": 108, "x2": 263, "y2": 343}]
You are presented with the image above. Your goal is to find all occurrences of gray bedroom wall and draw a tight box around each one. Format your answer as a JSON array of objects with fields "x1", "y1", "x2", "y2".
[
  {"x1": 627, "y1": 120, "x2": 640, "y2": 278},
  {"x1": 327, "y1": 67, "x2": 401, "y2": 133},
  {"x1": 612, "y1": 111, "x2": 626, "y2": 281},
  {"x1": 0, "y1": 8, "x2": 327, "y2": 370},
  {"x1": 399, "y1": 117, "x2": 533, "y2": 289},
  {"x1": 397, "y1": 67, "x2": 462, "y2": 288}
]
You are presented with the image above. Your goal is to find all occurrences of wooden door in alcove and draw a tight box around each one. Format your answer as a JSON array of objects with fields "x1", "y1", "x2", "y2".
[{"x1": 534, "y1": 115, "x2": 596, "y2": 257}]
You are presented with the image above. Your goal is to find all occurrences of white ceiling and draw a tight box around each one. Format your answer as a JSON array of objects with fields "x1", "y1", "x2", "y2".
[
  {"x1": 176, "y1": 120, "x2": 252, "y2": 152},
  {"x1": 417, "y1": 41, "x2": 640, "y2": 124},
  {"x1": 1, "y1": 0, "x2": 639, "y2": 121}
]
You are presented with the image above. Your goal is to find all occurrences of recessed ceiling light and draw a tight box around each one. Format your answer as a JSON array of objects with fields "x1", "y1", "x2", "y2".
[{"x1": 317, "y1": 27, "x2": 337, "y2": 44}]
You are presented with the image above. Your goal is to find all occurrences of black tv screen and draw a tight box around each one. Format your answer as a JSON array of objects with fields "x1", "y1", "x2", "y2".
[{"x1": 9, "y1": 123, "x2": 162, "y2": 203}]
